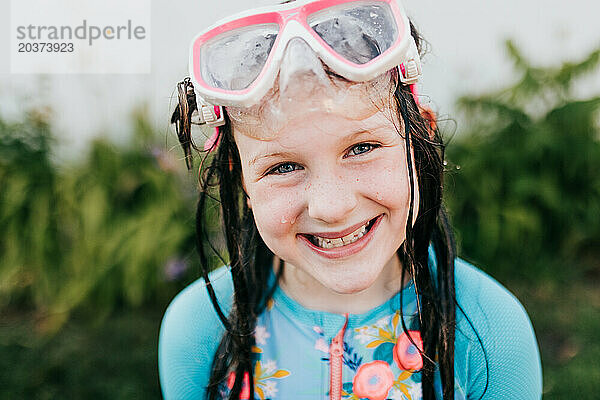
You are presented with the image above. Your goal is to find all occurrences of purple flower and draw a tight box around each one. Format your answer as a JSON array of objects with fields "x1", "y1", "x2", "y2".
[{"x1": 163, "y1": 258, "x2": 188, "y2": 281}]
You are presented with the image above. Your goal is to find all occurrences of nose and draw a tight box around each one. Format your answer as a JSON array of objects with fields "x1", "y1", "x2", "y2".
[{"x1": 306, "y1": 169, "x2": 358, "y2": 224}]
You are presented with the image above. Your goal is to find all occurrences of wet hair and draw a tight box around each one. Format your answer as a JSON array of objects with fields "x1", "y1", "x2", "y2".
[{"x1": 171, "y1": 20, "x2": 488, "y2": 400}]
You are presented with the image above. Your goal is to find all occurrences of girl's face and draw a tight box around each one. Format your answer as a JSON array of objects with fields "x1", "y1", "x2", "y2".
[{"x1": 234, "y1": 102, "x2": 416, "y2": 296}]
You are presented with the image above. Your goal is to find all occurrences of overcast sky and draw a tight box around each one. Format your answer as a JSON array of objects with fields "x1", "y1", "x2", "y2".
[{"x1": 1, "y1": 0, "x2": 599, "y2": 160}]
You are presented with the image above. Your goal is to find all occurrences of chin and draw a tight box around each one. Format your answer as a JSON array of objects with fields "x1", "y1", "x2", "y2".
[{"x1": 324, "y1": 274, "x2": 378, "y2": 295}]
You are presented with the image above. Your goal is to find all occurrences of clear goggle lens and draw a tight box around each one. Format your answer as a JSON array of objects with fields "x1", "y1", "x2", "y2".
[
  {"x1": 198, "y1": 2, "x2": 397, "y2": 92},
  {"x1": 308, "y1": 3, "x2": 397, "y2": 65},
  {"x1": 200, "y1": 24, "x2": 279, "y2": 90}
]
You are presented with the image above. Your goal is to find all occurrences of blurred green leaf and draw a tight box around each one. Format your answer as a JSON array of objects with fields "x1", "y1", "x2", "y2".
[
  {"x1": 446, "y1": 41, "x2": 600, "y2": 281},
  {"x1": 0, "y1": 108, "x2": 201, "y2": 332}
]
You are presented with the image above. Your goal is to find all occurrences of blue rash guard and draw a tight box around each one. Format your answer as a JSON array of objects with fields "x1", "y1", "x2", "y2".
[{"x1": 158, "y1": 249, "x2": 543, "y2": 399}]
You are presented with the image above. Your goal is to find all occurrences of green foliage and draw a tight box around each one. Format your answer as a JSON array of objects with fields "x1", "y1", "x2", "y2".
[
  {"x1": 0, "y1": 109, "x2": 198, "y2": 332},
  {"x1": 445, "y1": 40, "x2": 600, "y2": 281}
]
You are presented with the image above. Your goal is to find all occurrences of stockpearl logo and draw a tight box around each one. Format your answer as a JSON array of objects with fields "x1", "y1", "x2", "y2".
[{"x1": 10, "y1": 0, "x2": 151, "y2": 74}]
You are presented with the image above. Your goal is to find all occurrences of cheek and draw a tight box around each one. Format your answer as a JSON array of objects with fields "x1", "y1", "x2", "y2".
[
  {"x1": 353, "y1": 156, "x2": 411, "y2": 210},
  {"x1": 249, "y1": 183, "x2": 304, "y2": 240}
]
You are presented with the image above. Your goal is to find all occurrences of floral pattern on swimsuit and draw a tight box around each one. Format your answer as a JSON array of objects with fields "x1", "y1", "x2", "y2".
[{"x1": 219, "y1": 287, "x2": 467, "y2": 400}]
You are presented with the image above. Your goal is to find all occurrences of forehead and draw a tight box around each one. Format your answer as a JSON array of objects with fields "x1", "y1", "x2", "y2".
[{"x1": 227, "y1": 70, "x2": 398, "y2": 140}]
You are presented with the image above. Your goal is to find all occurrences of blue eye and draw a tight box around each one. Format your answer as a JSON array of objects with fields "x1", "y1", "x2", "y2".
[
  {"x1": 268, "y1": 162, "x2": 303, "y2": 175},
  {"x1": 347, "y1": 143, "x2": 379, "y2": 157}
]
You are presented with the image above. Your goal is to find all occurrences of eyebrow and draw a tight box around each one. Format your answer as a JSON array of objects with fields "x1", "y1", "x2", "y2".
[{"x1": 249, "y1": 151, "x2": 298, "y2": 167}]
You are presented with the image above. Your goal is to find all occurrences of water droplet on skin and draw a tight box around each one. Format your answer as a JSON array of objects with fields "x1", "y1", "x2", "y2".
[
  {"x1": 290, "y1": 216, "x2": 297, "y2": 225},
  {"x1": 280, "y1": 217, "x2": 288, "y2": 224}
]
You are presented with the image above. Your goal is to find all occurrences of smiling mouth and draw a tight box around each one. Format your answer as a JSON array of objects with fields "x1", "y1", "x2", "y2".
[{"x1": 301, "y1": 216, "x2": 379, "y2": 249}]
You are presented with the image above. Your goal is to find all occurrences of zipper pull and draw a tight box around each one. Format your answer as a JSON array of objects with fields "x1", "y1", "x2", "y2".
[{"x1": 329, "y1": 315, "x2": 349, "y2": 400}]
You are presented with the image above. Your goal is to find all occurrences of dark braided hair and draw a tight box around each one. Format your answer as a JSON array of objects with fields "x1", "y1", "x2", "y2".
[{"x1": 171, "y1": 20, "x2": 489, "y2": 400}]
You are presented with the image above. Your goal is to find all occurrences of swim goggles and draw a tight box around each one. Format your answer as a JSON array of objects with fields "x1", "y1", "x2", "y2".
[{"x1": 189, "y1": 0, "x2": 422, "y2": 109}]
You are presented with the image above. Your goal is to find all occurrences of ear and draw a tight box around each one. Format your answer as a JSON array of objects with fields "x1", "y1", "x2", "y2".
[{"x1": 419, "y1": 105, "x2": 437, "y2": 140}]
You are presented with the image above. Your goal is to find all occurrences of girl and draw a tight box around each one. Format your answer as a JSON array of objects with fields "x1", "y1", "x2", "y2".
[{"x1": 159, "y1": 0, "x2": 543, "y2": 399}]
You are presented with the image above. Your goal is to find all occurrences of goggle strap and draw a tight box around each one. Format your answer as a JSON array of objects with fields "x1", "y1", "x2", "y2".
[
  {"x1": 203, "y1": 127, "x2": 221, "y2": 152},
  {"x1": 410, "y1": 83, "x2": 419, "y2": 105}
]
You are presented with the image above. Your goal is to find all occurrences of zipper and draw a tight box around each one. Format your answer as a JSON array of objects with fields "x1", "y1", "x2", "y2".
[{"x1": 329, "y1": 315, "x2": 349, "y2": 400}]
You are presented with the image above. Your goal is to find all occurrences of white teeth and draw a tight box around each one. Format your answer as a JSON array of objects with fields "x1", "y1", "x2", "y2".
[{"x1": 311, "y1": 221, "x2": 370, "y2": 249}]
